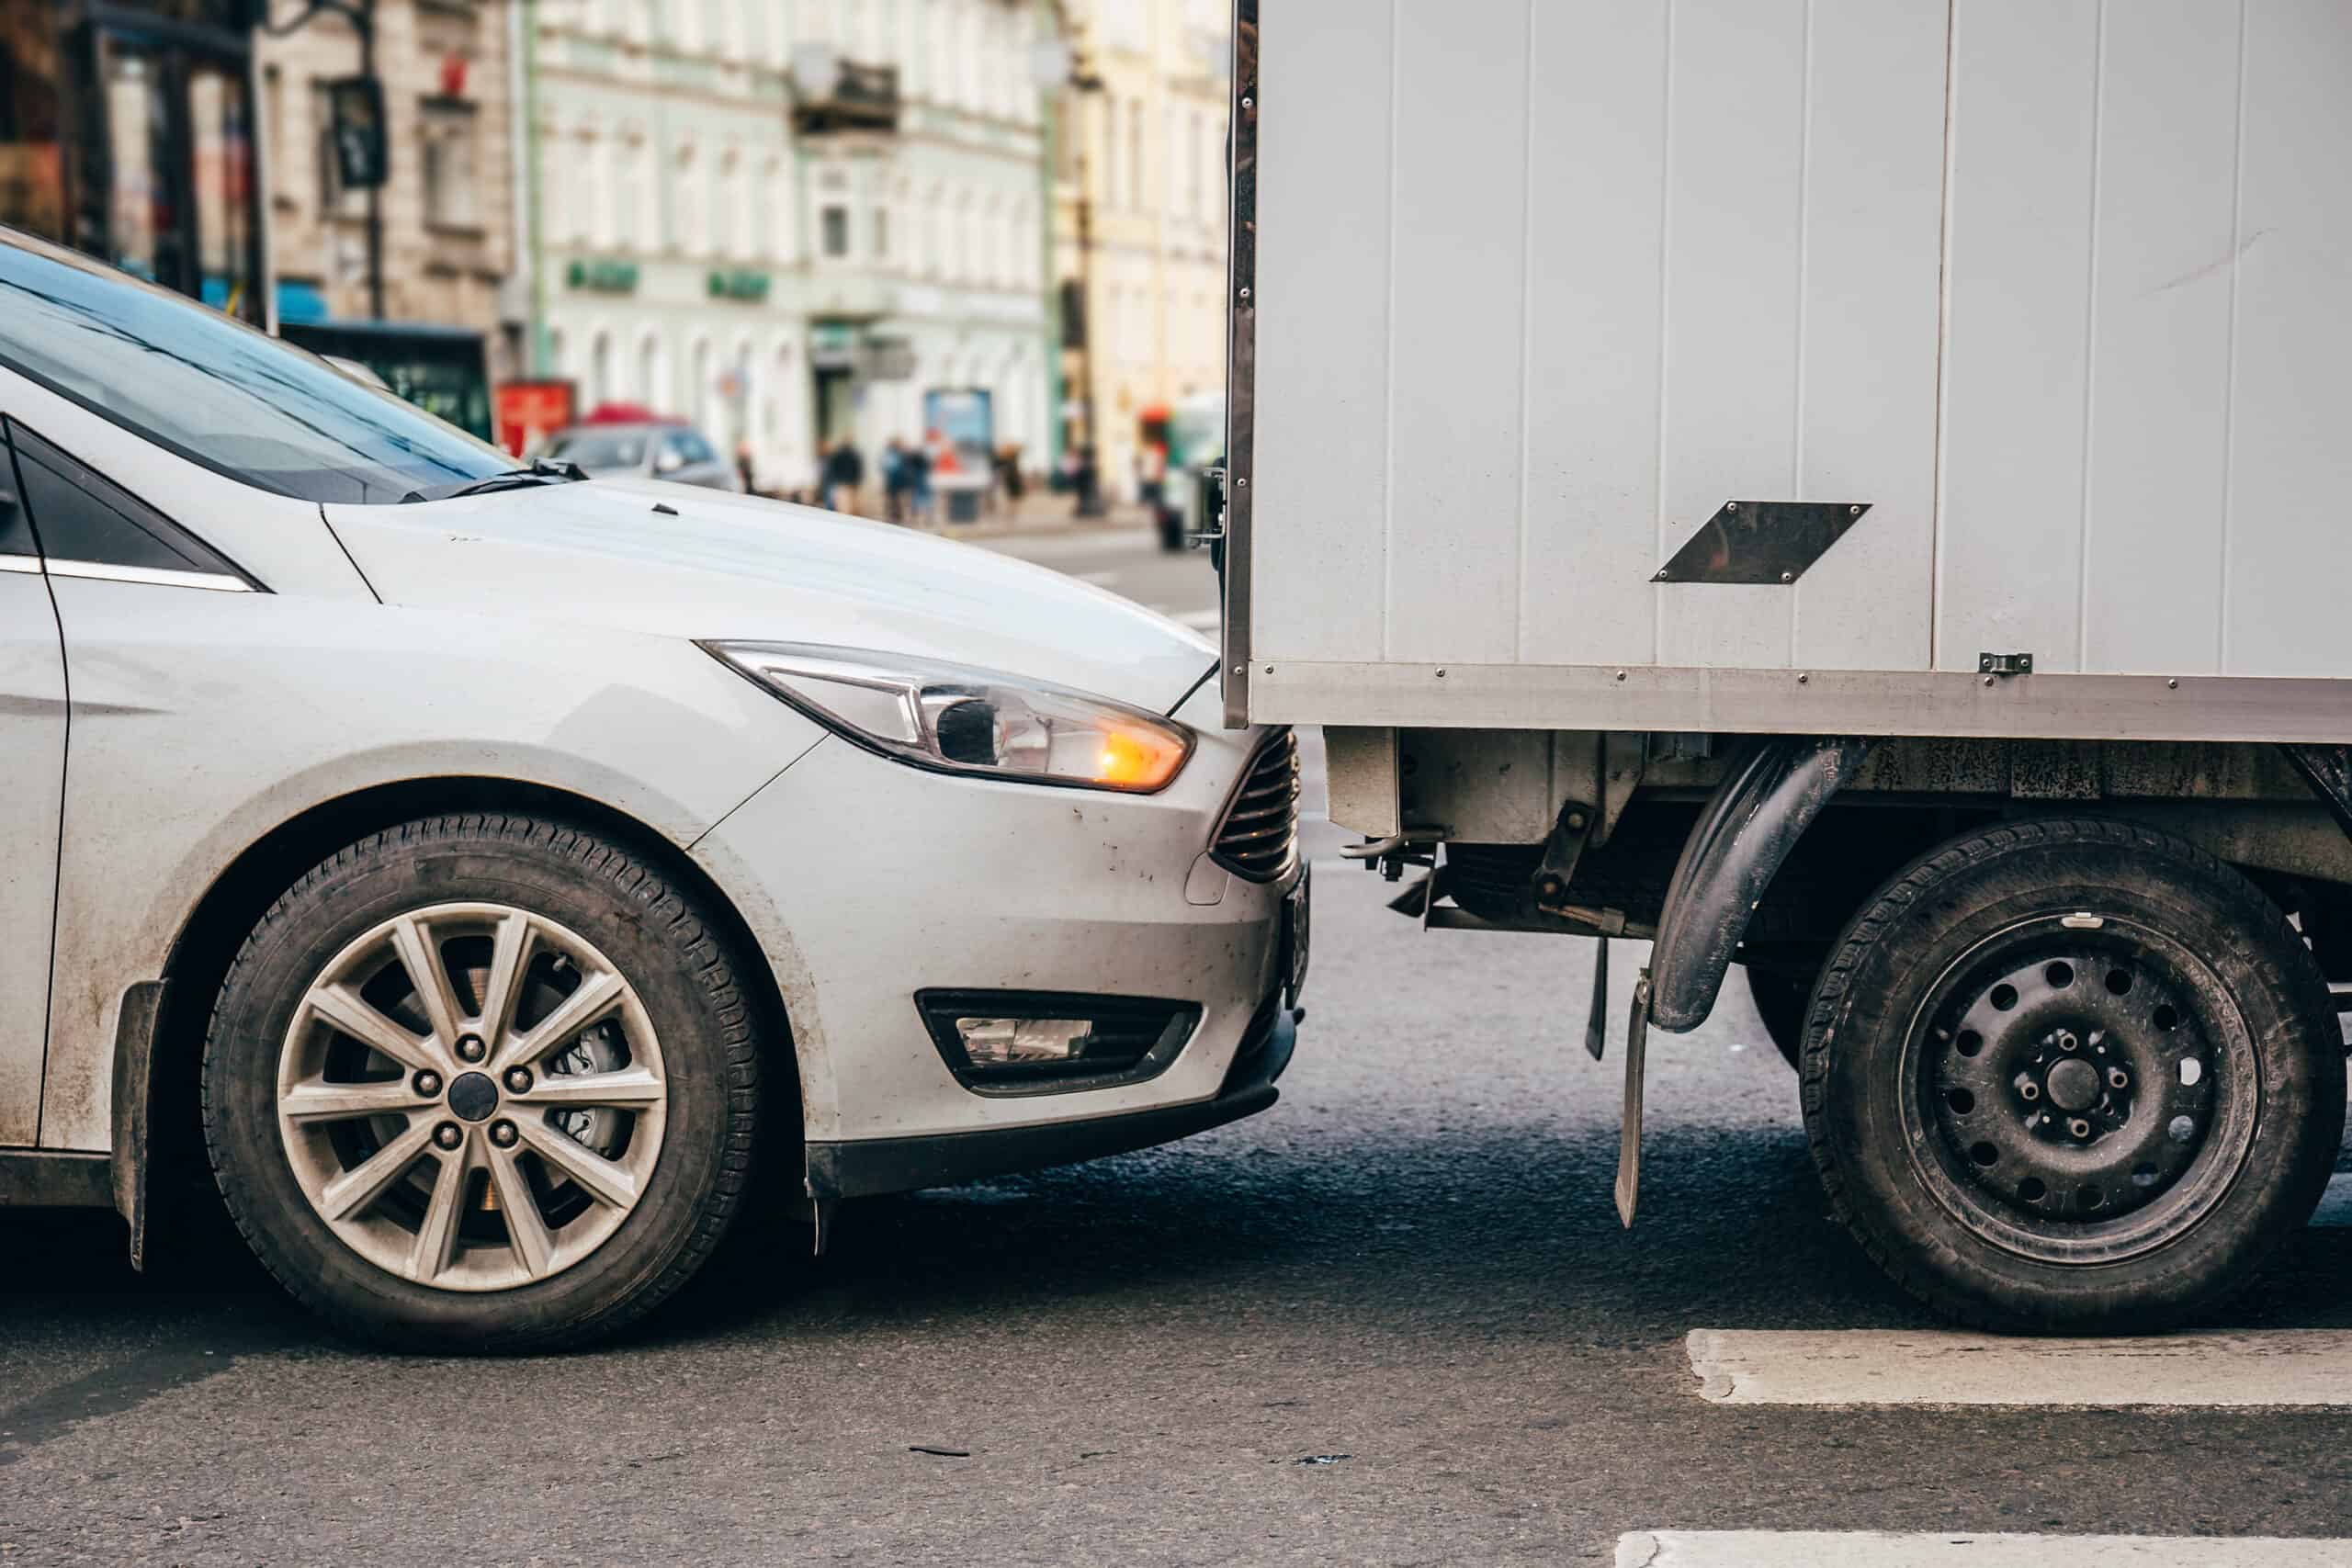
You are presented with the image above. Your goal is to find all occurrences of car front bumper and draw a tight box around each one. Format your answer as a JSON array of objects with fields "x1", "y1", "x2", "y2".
[
  {"x1": 804, "y1": 995, "x2": 1298, "y2": 1199},
  {"x1": 692, "y1": 709, "x2": 1302, "y2": 1192}
]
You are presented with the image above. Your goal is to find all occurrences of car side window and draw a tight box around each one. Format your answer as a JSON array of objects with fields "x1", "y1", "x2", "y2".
[
  {"x1": 3, "y1": 420, "x2": 251, "y2": 585},
  {"x1": 679, "y1": 431, "x2": 717, "y2": 466},
  {"x1": 0, "y1": 460, "x2": 32, "y2": 558},
  {"x1": 655, "y1": 431, "x2": 691, "y2": 472}
]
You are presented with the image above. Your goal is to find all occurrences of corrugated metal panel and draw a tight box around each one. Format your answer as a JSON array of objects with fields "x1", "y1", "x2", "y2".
[
  {"x1": 1935, "y1": 0, "x2": 2103, "y2": 672},
  {"x1": 1786, "y1": 0, "x2": 1947, "y2": 672},
  {"x1": 1517, "y1": 0, "x2": 1669, "y2": 668},
  {"x1": 1249, "y1": 0, "x2": 2352, "y2": 694},
  {"x1": 2076, "y1": 1, "x2": 2241, "y2": 677},
  {"x1": 1654, "y1": 0, "x2": 1812, "y2": 671},
  {"x1": 1249, "y1": 0, "x2": 1393, "y2": 665},
  {"x1": 1387, "y1": 0, "x2": 1530, "y2": 664},
  {"x1": 2223, "y1": 0, "x2": 2352, "y2": 676}
]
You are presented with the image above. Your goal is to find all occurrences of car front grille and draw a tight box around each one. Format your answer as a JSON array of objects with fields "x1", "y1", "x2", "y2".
[{"x1": 1211, "y1": 728, "x2": 1300, "y2": 882}]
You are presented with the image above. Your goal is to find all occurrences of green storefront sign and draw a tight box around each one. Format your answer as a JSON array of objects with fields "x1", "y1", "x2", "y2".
[
  {"x1": 566, "y1": 258, "x2": 639, "y2": 293},
  {"x1": 707, "y1": 269, "x2": 771, "y2": 302}
]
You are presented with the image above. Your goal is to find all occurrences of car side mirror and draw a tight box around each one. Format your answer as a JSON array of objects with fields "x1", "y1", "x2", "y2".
[{"x1": 654, "y1": 450, "x2": 684, "y2": 474}]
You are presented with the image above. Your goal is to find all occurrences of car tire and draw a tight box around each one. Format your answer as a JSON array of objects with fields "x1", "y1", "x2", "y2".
[
  {"x1": 202, "y1": 814, "x2": 764, "y2": 1352},
  {"x1": 1745, "y1": 967, "x2": 1814, "y2": 1070},
  {"x1": 1801, "y1": 817, "x2": 2344, "y2": 1333}
]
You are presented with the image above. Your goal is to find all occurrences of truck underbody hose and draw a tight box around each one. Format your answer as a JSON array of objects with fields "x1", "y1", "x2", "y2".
[{"x1": 1645, "y1": 735, "x2": 1875, "y2": 1034}]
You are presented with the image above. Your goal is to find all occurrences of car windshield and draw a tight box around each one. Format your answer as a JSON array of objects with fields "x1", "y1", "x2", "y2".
[
  {"x1": 547, "y1": 430, "x2": 650, "y2": 469},
  {"x1": 0, "y1": 229, "x2": 513, "y2": 505}
]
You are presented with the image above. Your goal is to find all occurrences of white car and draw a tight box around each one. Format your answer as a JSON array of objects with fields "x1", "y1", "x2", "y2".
[{"x1": 0, "y1": 229, "x2": 1306, "y2": 1350}]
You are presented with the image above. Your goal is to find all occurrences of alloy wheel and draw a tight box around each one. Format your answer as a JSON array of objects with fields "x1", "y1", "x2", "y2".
[{"x1": 275, "y1": 902, "x2": 668, "y2": 1292}]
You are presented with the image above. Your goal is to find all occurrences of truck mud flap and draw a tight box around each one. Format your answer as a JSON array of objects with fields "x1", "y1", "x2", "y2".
[{"x1": 1646, "y1": 736, "x2": 1875, "y2": 1034}]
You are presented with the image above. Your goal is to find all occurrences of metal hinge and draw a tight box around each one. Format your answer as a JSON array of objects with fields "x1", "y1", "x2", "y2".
[
  {"x1": 1979, "y1": 652, "x2": 2035, "y2": 678},
  {"x1": 1188, "y1": 466, "x2": 1227, "y2": 547}
]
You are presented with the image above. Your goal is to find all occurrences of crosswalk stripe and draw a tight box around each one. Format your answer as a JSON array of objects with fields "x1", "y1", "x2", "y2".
[
  {"x1": 1687, "y1": 1327, "x2": 2352, "y2": 1406},
  {"x1": 1618, "y1": 1533, "x2": 2352, "y2": 1566}
]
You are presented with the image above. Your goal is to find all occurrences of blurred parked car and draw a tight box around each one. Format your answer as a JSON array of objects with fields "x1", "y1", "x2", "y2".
[{"x1": 545, "y1": 408, "x2": 741, "y2": 492}]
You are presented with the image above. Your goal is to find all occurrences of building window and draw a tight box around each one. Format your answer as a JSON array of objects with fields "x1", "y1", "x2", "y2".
[
  {"x1": 715, "y1": 153, "x2": 741, "y2": 255},
  {"x1": 1187, "y1": 107, "x2": 1204, "y2": 220},
  {"x1": 614, "y1": 141, "x2": 641, "y2": 243},
  {"x1": 637, "y1": 332, "x2": 665, "y2": 408},
  {"x1": 821, "y1": 204, "x2": 850, "y2": 258},
  {"x1": 673, "y1": 145, "x2": 706, "y2": 254},
  {"x1": 421, "y1": 99, "x2": 480, "y2": 230},
  {"x1": 1101, "y1": 94, "x2": 1119, "y2": 208},
  {"x1": 1127, "y1": 101, "x2": 1145, "y2": 214},
  {"x1": 872, "y1": 205, "x2": 888, "y2": 261},
  {"x1": 591, "y1": 330, "x2": 615, "y2": 407},
  {"x1": 771, "y1": 165, "x2": 797, "y2": 261}
]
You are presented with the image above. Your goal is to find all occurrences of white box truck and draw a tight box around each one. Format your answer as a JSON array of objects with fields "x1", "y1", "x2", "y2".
[{"x1": 1217, "y1": 0, "x2": 2352, "y2": 1330}]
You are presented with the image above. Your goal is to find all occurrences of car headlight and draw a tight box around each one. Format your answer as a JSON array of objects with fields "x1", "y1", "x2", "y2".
[{"x1": 701, "y1": 641, "x2": 1194, "y2": 794}]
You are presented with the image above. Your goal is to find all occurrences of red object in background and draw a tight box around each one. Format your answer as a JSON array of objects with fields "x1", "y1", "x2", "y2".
[
  {"x1": 439, "y1": 54, "x2": 469, "y2": 98},
  {"x1": 495, "y1": 379, "x2": 578, "y2": 456},
  {"x1": 579, "y1": 402, "x2": 681, "y2": 426}
]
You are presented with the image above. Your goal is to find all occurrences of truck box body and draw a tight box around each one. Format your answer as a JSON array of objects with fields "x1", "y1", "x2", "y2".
[{"x1": 1227, "y1": 0, "x2": 2352, "y2": 743}]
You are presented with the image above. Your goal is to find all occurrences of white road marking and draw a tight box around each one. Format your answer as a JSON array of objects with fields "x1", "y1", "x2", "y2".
[
  {"x1": 1074, "y1": 570, "x2": 1124, "y2": 587},
  {"x1": 1618, "y1": 1533, "x2": 2352, "y2": 1566},
  {"x1": 1172, "y1": 608, "x2": 1222, "y2": 630},
  {"x1": 1686, "y1": 1327, "x2": 2352, "y2": 1406}
]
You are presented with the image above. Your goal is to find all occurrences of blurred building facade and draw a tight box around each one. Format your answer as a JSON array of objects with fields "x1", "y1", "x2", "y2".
[
  {"x1": 0, "y1": 0, "x2": 268, "y2": 323},
  {"x1": 1052, "y1": 0, "x2": 1227, "y2": 501},
  {"x1": 527, "y1": 0, "x2": 1058, "y2": 495},
  {"x1": 254, "y1": 0, "x2": 521, "y2": 437}
]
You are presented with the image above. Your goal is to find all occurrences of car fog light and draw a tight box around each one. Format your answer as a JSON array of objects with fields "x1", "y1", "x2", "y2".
[
  {"x1": 916, "y1": 991, "x2": 1201, "y2": 1094},
  {"x1": 956, "y1": 1017, "x2": 1092, "y2": 1066}
]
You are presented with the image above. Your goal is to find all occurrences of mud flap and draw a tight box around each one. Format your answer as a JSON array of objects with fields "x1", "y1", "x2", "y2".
[
  {"x1": 1614, "y1": 972, "x2": 1652, "y2": 1227},
  {"x1": 1586, "y1": 935, "x2": 1611, "y2": 1060}
]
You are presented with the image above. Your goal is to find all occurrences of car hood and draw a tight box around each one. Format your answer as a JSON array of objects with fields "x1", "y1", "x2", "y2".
[{"x1": 324, "y1": 479, "x2": 1217, "y2": 712}]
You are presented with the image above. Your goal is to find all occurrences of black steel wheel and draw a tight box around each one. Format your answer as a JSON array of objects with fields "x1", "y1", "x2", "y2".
[{"x1": 1802, "y1": 818, "x2": 2344, "y2": 1332}]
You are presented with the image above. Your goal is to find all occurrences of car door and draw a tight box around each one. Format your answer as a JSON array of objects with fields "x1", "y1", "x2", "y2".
[
  {"x1": 2, "y1": 416, "x2": 254, "y2": 1148},
  {"x1": 0, "y1": 426, "x2": 69, "y2": 1146}
]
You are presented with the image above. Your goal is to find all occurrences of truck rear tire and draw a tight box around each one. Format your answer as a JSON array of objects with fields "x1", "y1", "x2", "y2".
[{"x1": 1801, "y1": 818, "x2": 2343, "y2": 1332}]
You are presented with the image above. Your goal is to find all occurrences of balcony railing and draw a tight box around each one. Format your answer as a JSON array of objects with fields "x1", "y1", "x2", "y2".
[{"x1": 794, "y1": 61, "x2": 900, "y2": 134}]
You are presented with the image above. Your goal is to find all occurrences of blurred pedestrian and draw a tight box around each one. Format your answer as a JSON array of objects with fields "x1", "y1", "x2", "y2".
[
  {"x1": 821, "y1": 438, "x2": 865, "y2": 515},
  {"x1": 734, "y1": 441, "x2": 757, "y2": 497},
  {"x1": 883, "y1": 437, "x2": 913, "y2": 524},
  {"x1": 908, "y1": 435, "x2": 934, "y2": 525},
  {"x1": 1136, "y1": 439, "x2": 1169, "y2": 513}
]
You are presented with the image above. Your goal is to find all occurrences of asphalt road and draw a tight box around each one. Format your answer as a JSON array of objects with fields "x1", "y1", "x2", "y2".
[
  {"x1": 982, "y1": 520, "x2": 1228, "y2": 637},
  {"x1": 6, "y1": 525, "x2": 2352, "y2": 1563}
]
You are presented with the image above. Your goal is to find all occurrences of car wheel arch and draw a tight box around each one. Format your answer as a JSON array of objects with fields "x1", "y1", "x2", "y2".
[{"x1": 128, "y1": 775, "x2": 806, "y2": 1268}]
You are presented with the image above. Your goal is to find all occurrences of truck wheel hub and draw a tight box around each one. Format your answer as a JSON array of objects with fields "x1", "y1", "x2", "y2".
[
  {"x1": 2044, "y1": 1056, "x2": 2101, "y2": 1113},
  {"x1": 1920, "y1": 932, "x2": 2223, "y2": 1233}
]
